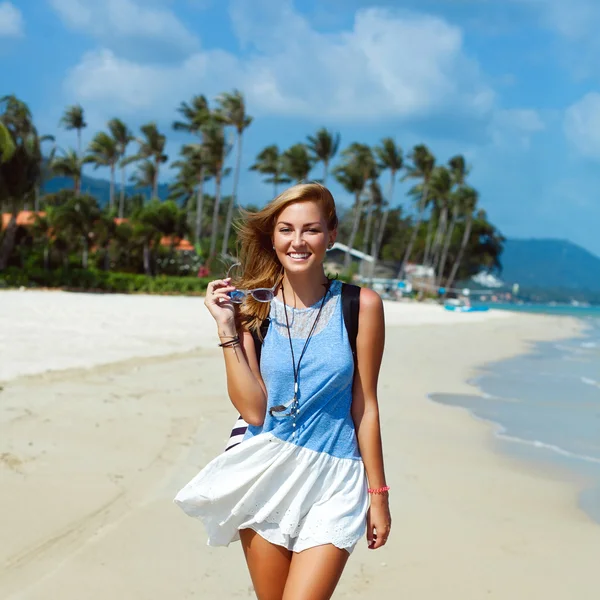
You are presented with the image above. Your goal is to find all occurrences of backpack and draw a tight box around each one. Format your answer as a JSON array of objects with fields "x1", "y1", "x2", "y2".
[{"x1": 224, "y1": 282, "x2": 361, "y2": 451}]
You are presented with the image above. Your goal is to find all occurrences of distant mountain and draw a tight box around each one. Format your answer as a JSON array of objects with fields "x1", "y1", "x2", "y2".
[
  {"x1": 42, "y1": 175, "x2": 171, "y2": 205},
  {"x1": 500, "y1": 239, "x2": 600, "y2": 292}
]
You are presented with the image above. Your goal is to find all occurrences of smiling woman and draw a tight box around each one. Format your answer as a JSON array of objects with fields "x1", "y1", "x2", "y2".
[{"x1": 174, "y1": 182, "x2": 391, "y2": 600}]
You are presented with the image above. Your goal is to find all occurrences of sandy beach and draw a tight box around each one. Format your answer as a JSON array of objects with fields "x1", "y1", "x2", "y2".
[{"x1": 1, "y1": 290, "x2": 599, "y2": 599}]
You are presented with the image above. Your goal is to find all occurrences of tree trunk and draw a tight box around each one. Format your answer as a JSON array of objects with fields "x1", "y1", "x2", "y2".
[
  {"x1": 195, "y1": 166, "x2": 205, "y2": 247},
  {"x1": 446, "y1": 214, "x2": 473, "y2": 291},
  {"x1": 152, "y1": 161, "x2": 159, "y2": 200},
  {"x1": 369, "y1": 173, "x2": 396, "y2": 281},
  {"x1": 119, "y1": 164, "x2": 126, "y2": 218},
  {"x1": 77, "y1": 129, "x2": 82, "y2": 157},
  {"x1": 34, "y1": 186, "x2": 40, "y2": 212},
  {"x1": 75, "y1": 175, "x2": 81, "y2": 196},
  {"x1": 431, "y1": 206, "x2": 448, "y2": 274},
  {"x1": 0, "y1": 211, "x2": 17, "y2": 270},
  {"x1": 82, "y1": 236, "x2": 88, "y2": 269},
  {"x1": 344, "y1": 190, "x2": 363, "y2": 271},
  {"x1": 437, "y1": 206, "x2": 458, "y2": 287},
  {"x1": 362, "y1": 185, "x2": 376, "y2": 255},
  {"x1": 143, "y1": 242, "x2": 151, "y2": 276},
  {"x1": 323, "y1": 161, "x2": 328, "y2": 186},
  {"x1": 422, "y1": 210, "x2": 435, "y2": 266},
  {"x1": 43, "y1": 246, "x2": 49, "y2": 270},
  {"x1": 397, "y1": 184, "x2": 427, "y2": 278},
  {"x1": 221, "y1": 132, "x2": 243, "y2": 256},
  {"x1": 209, "y1": 171, "x2": 222, "y2": 257},
  {"x1": 109, "y1": 163, "x2": 115, "y2": 212}
]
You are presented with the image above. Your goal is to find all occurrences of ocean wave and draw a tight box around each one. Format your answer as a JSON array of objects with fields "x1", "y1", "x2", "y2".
[{"x1": 465, "y1": 411, "x2": 600, "y2": 466}]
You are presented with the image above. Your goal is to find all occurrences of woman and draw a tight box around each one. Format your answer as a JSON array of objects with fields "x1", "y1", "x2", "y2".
[{"x1": 175, "y1": 183, "x2": 390, "y2": 600}]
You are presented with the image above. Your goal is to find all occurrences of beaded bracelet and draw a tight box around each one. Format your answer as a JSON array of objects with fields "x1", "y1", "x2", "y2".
[{"x1": 368, "y1": 486, "x2": 390, "y2": 495}]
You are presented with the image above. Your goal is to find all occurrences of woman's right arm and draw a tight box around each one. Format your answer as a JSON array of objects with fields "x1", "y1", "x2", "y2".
[{"x1": 206, "y1": 278, "x2": 267, "y2": 426}]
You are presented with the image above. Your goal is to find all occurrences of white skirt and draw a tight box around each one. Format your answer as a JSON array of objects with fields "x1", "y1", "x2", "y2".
[{"x1": 174, "y1": 432, "x2": 369, "y2": 553}]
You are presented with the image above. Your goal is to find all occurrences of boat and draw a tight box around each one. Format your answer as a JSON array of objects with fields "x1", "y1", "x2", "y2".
[{"x1": 444, "y1": 298, "x2": 489, "y2": 313}]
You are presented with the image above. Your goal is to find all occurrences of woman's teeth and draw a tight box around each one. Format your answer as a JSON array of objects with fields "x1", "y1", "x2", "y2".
[{"x1": 289, "y1": 253, "x2": 311, "y2": 260}]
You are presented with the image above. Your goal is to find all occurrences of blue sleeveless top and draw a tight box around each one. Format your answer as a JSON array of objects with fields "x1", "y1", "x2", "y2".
[{"x1": 244, "y1": 279, "x2": 361, "y2": 460}]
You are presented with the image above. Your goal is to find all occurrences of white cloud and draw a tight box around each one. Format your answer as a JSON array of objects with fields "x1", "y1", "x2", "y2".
[
  {"x1": 0, "y1": 2, "x2": 24, "y2": 37},
  {"x1": 517, "y1": 0, "x2": 600, "y2": 39},
  {"x1": 63, "y1": 2, "x2": 495, "y2": 123},
  {"x1": 564, "y1": 92, "x2": 600, "y2": 159},
  {"x1": 48, "y1": 0, "x2": 198, "y2": 54},
  {"x1": 489, "y1": 108, "x2": 545, "y2": 148}
]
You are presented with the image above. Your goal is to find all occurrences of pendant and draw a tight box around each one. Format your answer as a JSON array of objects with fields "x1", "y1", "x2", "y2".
[{"x1": 269, "y1": 396, "x2": 295, "y2": 416}]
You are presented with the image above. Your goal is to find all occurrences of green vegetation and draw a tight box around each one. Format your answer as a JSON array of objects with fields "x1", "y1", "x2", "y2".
[{"x1": 0, "y1": 92, "x2": 504, "y2": 294}]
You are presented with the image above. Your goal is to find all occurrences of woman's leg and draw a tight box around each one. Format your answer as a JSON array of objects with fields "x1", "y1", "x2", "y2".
[
  {"x1": 240, "y1": 528, "x2": 292, "y2": 600},
  {"x1": 282, "y1": 544, "x2": 350, "y2": 600}
]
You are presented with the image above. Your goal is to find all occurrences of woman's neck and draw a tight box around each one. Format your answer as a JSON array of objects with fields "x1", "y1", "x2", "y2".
[{"x1": 280, "y1": 268, "x2": 329, "y2": 309}]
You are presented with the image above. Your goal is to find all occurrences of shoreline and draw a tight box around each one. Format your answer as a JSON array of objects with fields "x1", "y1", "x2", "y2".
[
  {"x1": 1, "y1": 301, "x2": 599, "y2": 598},
  {"x1": 429, "y1": 317, "x2": 600, "y2": 527}
]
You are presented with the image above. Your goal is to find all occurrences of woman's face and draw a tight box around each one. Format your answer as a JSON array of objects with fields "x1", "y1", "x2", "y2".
[{"x1": 272, "y1": 200, "x2": 336, "y2": 275}]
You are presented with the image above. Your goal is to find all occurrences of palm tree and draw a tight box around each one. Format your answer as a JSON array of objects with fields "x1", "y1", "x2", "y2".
[
  {"x1": 130, "y1": 160, "x2": 158, "y2": 199},
  {"x1": 170, "y1": 147, "x2": 201, "y2": 211},
  {"x1": 250, "y1": 145, "x2": 290, "y2": 196},
  {"x1": 282, "y1": 143, "x2": 314, "y2": 183},
  {"x1": 336, "y1": 143, "x2": 375, "y2": 270},
  {"x1": 204, "y1": 122, "x2": 231, "y2": 257},
  {"x1": 52, "y1": 194, "x2": 101, "y2": 268},
  {"x1": 0, "y1": 121, "x2": 15, "y2": 162},
  {"x1": 173, "y1": 95, "x2": 211, "y2": 245},
  {"x1": 215, "y1": 90, "x2": 253, "y2": 257},
  {"x1": 372, "y1": 138, "x2": 403, "y2": 274},
  {"x1": 85, "y1": 132, "x2": 119, "y2": 211},
  {"x1": 0, "y1": 95, "x2": 45, "y2": 269},
  {"x1": 135, "y1": 123, "x2": 168, "y2": 199},
  {"x1": 108, "y1": 118, "x2": 134, "y2": 218},
  {"x1": 333, "y1": 160, "x2": 367, "y2": 270},
  {"x1": 397, "y1": 144, "x2": 435, "y2": 278},
  {"x1": 170, "y1": 144, "x2": 209, "y2": 231},
  {"x1": 437, "y1": 155, "x2": 469, "y2": 286},
  {"x1": 51, "y1": 149, "x2": 83, "y2": 195},
  {"x1": 427, "y1": 165, "x2": 453, "y2": 271},
  {"x1": 306, "y1": 128, "x2": 340, "y2": 184},
  {"x1": 60, "y1": 104, "x2": 87, "y2": 156},
  {"x1": 445, "y1": 186, "x2": 478, "y2": 290}
]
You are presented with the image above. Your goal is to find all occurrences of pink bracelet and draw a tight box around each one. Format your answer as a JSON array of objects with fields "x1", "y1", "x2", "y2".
[{"x1": 368, "y1": 486, "x2": 390, "y2": 495}]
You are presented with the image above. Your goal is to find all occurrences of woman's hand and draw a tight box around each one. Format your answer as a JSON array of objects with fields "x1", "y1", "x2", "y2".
[
  {"x1": 204, "y1": 278, "x2": 237, "y2": 327},
  {"x1": 366, "y1": 494, "x2": 391, "y2": 550}
]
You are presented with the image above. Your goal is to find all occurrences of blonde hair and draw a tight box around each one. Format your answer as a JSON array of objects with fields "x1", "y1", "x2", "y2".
[{"x1": 233, "y1": 182, "x2": 338, "y2": 334}]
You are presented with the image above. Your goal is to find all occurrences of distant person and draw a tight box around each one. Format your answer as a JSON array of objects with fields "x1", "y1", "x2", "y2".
[{"x1": 175, "y1": 183, "x2": 391, "y2": 599}]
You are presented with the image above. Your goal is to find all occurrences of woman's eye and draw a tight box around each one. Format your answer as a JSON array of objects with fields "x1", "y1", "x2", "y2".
[
  {"x1": 307, "y1": 229, "x2": 321, "y2": 233},
  {"x1": 279, "y1": 228, "x2": 291, "y2": 233}
]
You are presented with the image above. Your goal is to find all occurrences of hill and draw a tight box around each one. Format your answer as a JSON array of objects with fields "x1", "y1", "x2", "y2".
[
  {"x1": 42, "y1": 175, "x2": 170, "y2": 205},
  {"x1": 500, "y1": 239, "x2": 600, "y2": 292}
]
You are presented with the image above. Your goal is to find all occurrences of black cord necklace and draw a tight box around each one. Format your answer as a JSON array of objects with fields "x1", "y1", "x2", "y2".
[{"x1": 269, "y1": 278, "x2": 332, "y2": 423}]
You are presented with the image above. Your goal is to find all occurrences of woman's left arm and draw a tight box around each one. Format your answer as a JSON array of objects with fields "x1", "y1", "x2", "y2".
[{"x1": 350, "y1": 287, "x2": 391, "y2": 550}]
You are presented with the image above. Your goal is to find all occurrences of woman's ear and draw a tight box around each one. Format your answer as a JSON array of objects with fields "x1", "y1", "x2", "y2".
[{"x1": 328, "y1": 230, "x2": 337, "y2": 248}]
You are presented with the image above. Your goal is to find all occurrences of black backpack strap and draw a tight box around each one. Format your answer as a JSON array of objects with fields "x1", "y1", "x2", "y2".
[
  {"x1": 250, "y1": 317, "x2": 270, "y2": 366},
  {"x1": 227, "y1": 318, "x2": 270, "y2": 452},
  {"x1": 341, "y1": 283, "x2": 361, "y2": 365}
]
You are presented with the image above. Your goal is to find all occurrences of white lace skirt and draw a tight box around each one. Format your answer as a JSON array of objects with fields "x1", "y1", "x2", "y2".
[{"x1": 174, "y1": 432, "x2": 369, "y2": 553}]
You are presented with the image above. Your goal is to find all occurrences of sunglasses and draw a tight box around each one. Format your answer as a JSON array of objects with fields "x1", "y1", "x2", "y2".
[{"x1": 226, "y1": 263, "x2": 278, "y2": 304}]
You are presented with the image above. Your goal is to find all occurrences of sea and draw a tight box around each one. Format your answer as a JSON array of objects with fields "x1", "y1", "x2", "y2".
[{"x1": 430, "y1": 303, "x2": 600, "y2": 524}]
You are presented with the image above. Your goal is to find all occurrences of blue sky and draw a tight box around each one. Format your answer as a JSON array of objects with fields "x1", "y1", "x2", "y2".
[{"x1": 2, "y1": 0, "x2": 600, "y2": 256}]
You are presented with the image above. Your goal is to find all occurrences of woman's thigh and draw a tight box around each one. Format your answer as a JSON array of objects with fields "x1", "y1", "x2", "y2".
[
  {"x1": 282, "y1": 544, "x2": 350, "y2": 600},
  {"x1": 240, "y1": 528, "x2": 292, "y2": 600}
]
